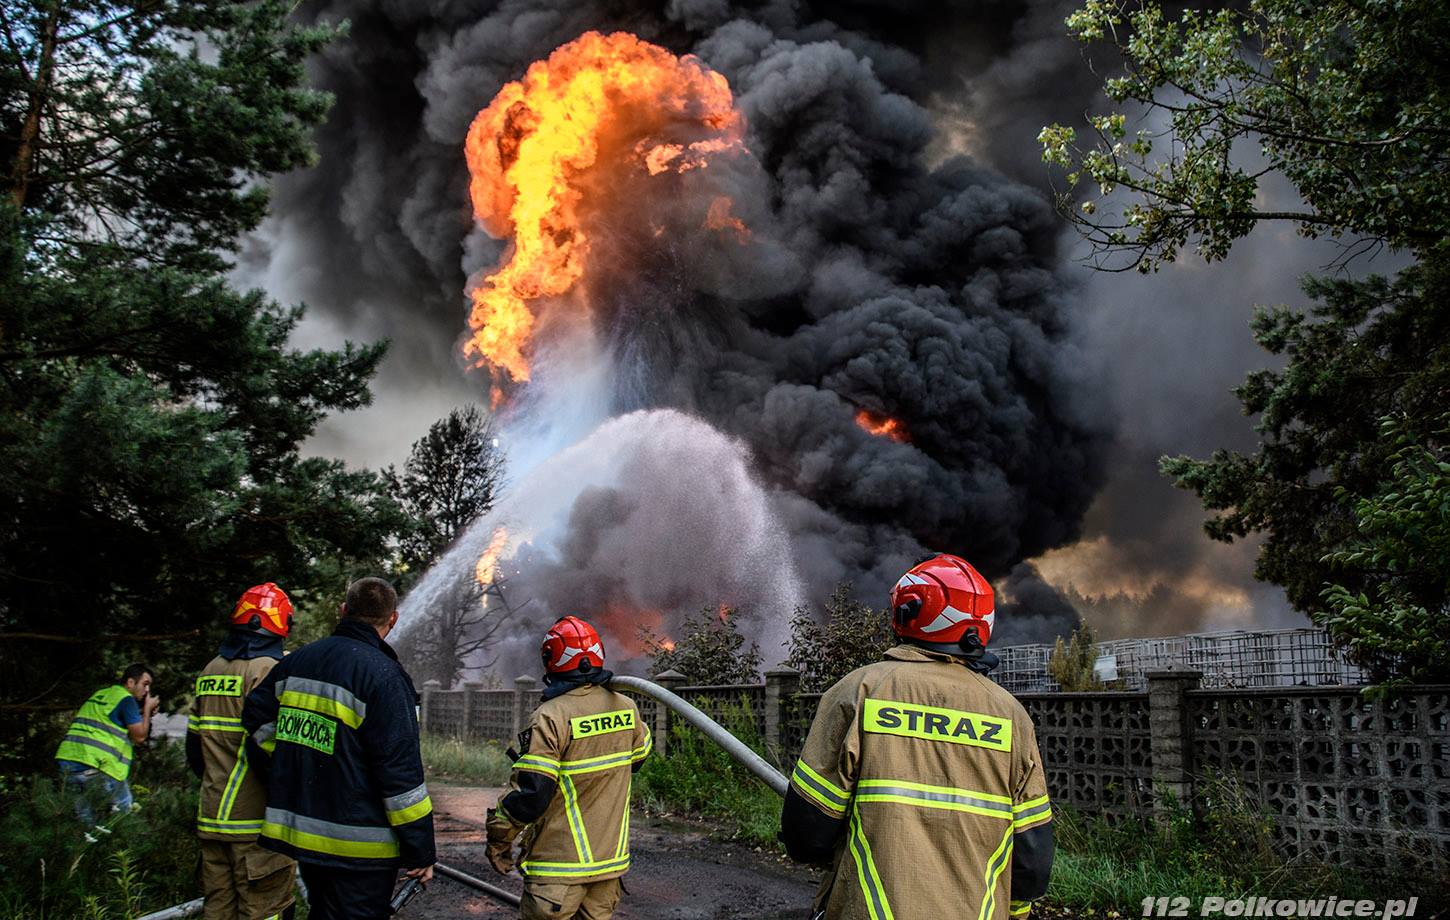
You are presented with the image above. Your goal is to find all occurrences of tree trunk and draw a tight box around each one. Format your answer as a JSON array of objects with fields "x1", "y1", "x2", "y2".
[{"x1": 9, "y1": 1, "x2": 64, "y2": 208}]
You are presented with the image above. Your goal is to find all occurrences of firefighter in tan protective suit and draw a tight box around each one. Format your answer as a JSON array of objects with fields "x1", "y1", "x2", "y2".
[
  {"x1": 485, "y1": 616, "x2": 652, "y2": 919},
  {"x1": 781, "y1": 554, "x2": 1054, "y2": 920},
  {"x1": 187, "y1": 583, "x2": 298, "y2": 920}
]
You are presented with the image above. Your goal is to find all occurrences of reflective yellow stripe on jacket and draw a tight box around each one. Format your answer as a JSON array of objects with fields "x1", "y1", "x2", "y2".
[
  {"x1": 848, "y1": 804, "x2": 894, "y2": 920},
  {"x1": 558, "y1": 774, "x2": 593, "y2": 864},
  {"x1": 791, "y1": 759, "x2": 850, "y2": 816},
  {"x1": 275, "y1": 677, "x2": 367, "y2": 729},
  {"x1": 856, "y1": 779, "x2": 1013, "y2": 820},
  {"x1": 383, "y1": 782, "x2": 433, "y2": 827},
  {"x1": 843, "y1": 776, "x2": 1023, "y2": 920},
  {"x1": 1012, "y1": 794, "x2": 1052, "y2": 831},
  {"x1": 188, "y1": 714, "x2": 246, "y2": 734},
  {"x1": 518, "y1": 854, "x2": 632, "y2": 878},
  {"x1": 261, "y1": 807, "x2": 400, "y2": 860},
  {"x1": 977, "y1": 824, "x2": 1015, "y2": 920},
  {"x1": 512, "y1": 687, "x2": 646, "y2": 882}
]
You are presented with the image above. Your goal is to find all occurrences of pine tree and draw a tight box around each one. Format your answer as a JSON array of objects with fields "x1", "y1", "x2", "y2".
[{"x1": 0, "y1": 0, "x2": 407, "y2": 766}]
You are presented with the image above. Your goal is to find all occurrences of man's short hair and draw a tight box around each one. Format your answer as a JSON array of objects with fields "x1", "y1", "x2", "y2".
[
  {"x1": 344, "y1": 577, "x2": 398, "y2": 626},
  {"x1": 121, "y1": 663, "x2": 152, "y2": 684}
]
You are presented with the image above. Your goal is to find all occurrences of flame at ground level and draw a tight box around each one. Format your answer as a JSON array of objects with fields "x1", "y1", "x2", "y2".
[{"x1": 592, "y1": 603, "x2": 666, "y2": 659}]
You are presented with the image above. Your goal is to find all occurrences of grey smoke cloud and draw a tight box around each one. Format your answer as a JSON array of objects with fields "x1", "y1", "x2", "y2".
[
  {"x1": 396, "y1": 409, "x2": 807, "y2": 675},
  {"x1": 1036, "y1": 210, "x2": 1407, "y2": 638}
]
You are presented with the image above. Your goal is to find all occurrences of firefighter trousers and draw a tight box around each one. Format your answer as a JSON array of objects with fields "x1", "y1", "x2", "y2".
[
  {"x1": 520, "y1": 877, "x2": 624, "y2": 920},
  {"x1": 297, "y1": 863, "x2": 399, "y2": 920},
  {"x1": 199, "y1": 840, "x2": 295, "y2": 920}
]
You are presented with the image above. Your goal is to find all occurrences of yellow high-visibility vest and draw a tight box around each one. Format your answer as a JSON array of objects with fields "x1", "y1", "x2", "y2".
[{"x1": 55, "y1": 685, "x2": 135, "y2": 781}]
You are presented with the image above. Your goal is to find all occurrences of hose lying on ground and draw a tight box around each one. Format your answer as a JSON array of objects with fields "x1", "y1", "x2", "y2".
[{"x1": 436, "y1": 862, "x2": 523, "y2": 907}]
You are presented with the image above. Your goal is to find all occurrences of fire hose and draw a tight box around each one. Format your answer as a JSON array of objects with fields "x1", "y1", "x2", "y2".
[
  {"x1": 137, "y1": 677, "x2": 785, "y2": 918},
  {"x1": 608, "y1": 675, "x2": 789, "y2": 796}
]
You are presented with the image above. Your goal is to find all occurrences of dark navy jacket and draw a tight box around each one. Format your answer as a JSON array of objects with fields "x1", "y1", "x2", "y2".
[{"x1": 242, "y1": 618, "x2": 435, "y2": 870}]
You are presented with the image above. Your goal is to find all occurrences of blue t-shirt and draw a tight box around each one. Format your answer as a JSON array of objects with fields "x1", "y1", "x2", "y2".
[
  {"x1": 58, "y1": 694, "x2": 142, "y2": 774},
  {"x1": 110, "y1": 696, "x2": 142, "y2": 730}
]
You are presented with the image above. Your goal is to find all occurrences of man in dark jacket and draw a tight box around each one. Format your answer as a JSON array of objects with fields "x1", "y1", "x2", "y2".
[{"x1": 242, "y1": 577, "x2": 434, "y2": 920}]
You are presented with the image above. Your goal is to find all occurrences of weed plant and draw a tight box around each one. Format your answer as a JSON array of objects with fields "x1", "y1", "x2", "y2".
[
  {"x1": 634, "y1": 699, "x2": 782, "y2": 847},
  {"x1": 1045, "y1": 776, "x2": 1393, "y2": 912},
  {"x1": 0, "y1": 738, "x2": 199, "y2": 919}
]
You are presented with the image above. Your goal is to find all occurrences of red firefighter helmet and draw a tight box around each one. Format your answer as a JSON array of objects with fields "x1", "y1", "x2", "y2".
[
  {"x1": 231, "y1": 583, "x2": 294, "y2": 638},
  {"x1": 889, "y1": 554, "x2": 995, "y2": 647},
  {"x1": 541, "y1": 616, "x2": 606, "y2": 674}
]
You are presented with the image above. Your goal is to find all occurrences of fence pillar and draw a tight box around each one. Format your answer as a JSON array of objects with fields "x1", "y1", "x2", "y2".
[
  {"x1": 652, "y1": 669, "x2": 687, "y2": 756},
  {"x1": 461, "y1": 681, "x2": 484, "y2": 740},
  {"x1": 512, "y1": 675, "x2": 538, "y2": 741},
  {"x1": 420, "y1": 680, "x2": 441, "y2": 734},
  {"x1": 1146, "y1": 668, "x2": 1202, "y2": 821},
  {"x1": 763, "y1": 666, "x2": 800, "y2": 756}
]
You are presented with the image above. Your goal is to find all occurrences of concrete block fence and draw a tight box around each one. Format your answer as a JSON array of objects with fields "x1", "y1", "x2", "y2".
[{"x1": 419, "y1": 670, "x2": 1450, "y2": 873}]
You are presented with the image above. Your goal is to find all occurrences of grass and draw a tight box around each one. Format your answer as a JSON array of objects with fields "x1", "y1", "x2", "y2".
[
  {"x1": 419, "y1": 734, "x2": 513, "y2": 786},
  {"x1": 1040, "y1": 780, "x2": 1405, "y2": 915},
  {"x1": 634, "y1": 701, "x2": 783, "y2": 847}
]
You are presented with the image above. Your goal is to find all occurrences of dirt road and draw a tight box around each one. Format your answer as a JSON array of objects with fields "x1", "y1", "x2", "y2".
[{"x1": 419, "y1": 784, "x2": 820, "y2": 919}]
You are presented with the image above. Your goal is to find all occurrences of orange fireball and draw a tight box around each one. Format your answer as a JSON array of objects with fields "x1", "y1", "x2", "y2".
[{"x1": 463, "y1": 31, "x2": 745, "y2": 389}]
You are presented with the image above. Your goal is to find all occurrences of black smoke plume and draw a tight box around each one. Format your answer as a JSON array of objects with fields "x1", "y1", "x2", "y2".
[{"x1": 258, "y1": 0, "x2": 1116, "y2": 657}]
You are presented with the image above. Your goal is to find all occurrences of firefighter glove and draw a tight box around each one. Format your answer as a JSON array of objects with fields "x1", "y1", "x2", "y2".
[{"x1": 485, "y1": 838, "x2": 515, "y2": 875}]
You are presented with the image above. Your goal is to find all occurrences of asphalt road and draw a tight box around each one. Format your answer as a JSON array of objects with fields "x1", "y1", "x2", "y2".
[{"x1": 418, "y1": 784, "x2": 820, "y2": 919}]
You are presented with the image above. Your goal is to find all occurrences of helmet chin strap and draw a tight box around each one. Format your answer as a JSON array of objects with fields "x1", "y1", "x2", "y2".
[{"x1": 903, "y1": 631, "x2": 999, "y2": 673}]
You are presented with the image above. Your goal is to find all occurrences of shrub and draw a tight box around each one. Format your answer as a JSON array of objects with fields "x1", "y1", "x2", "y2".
[
  {"x1": 1048, "y1": 624, "x2": 1104, "y2": 691},
  {"x1": 634, "y1": 701, "x2": 781, "y2": 847},
  {"x1": 0, "y1": 738, "x2": 199, "y2": 919},
  {"x1": 784, "y1": 584, "x2": 893, "y2": 692},
  {"x1": 419, "y1": 735, "x2": 513, "y2": 785},
  {"x1": 1046, "y1": 774, "x2": 1388, "y2": 911},
  {"x1": 642, "y1": 605, "x2": 761, "y2": 684}
]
